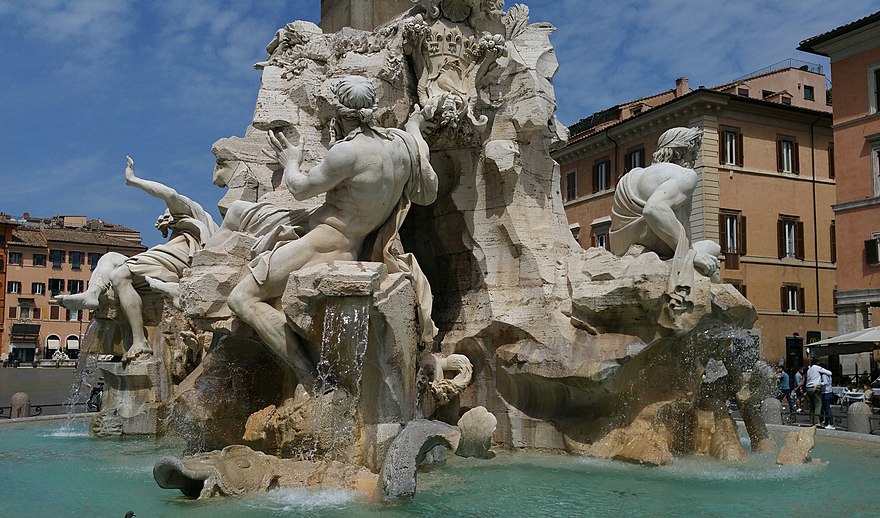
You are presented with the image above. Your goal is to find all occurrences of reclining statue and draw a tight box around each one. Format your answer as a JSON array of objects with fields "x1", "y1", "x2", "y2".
[
  {"x1": 56, "y1": 157, "x2": 218, "y2": 363},
  {"x1": 226, "y1": 75, "x2": 439, "y2": 390},
  {"x1": 609, "y1": 127, "x2": 720, "y2": 314}
]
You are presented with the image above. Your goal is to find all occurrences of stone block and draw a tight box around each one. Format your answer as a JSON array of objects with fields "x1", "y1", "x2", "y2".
[{"x1": 847, "y1": 402, "x2": 872, "y2": 434}]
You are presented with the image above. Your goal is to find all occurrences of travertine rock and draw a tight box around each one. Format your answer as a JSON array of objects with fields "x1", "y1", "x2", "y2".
[
  {"x1": 776, "y1": 426, "x2": 816, "y2": 465},
  {"x1": 379, "y1": 419, "x2": 461, "y2": 503}
]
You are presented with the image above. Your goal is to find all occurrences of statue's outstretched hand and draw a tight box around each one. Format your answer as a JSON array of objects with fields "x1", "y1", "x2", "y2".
[
  {"x1": 124, "y1": 156, "x2": 136, "y2": 184},
  {"x1": 408, "y1": 102, "x2": 436, "y2": 131},
  {"x1": 693, "y1": 252, "x2": 720, "y2": 279},
  {"x1": 265, "y1": 130, "x2": 303, "y2": 169}
]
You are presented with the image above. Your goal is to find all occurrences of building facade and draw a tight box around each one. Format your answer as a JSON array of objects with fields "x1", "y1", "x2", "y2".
[
  {"x1": 800, "y1": 11, "x2": 880, "y2": 377},
  {"x1": 1, "y1": 215, "x2": 145, "y2": 363},
  {"x1": 553, "y1": 65, "x2": 837, "y2": 365}
]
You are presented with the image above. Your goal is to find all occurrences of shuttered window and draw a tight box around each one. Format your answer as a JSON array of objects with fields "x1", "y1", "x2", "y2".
[
  {"x1": 777, "y1": 137, "x2": 799, "y2": 174},
  {"x1": 719, "y1": 129, "x2": 744, "y2": 166},
  {"x1": 777, "y1": 216, "x2": 804, "y2": 260}
]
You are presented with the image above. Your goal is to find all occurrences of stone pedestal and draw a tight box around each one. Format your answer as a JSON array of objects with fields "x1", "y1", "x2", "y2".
[
  {"x1": 848, "y1": 402, "x2": 872, "y2": 434},
  {"x1": 10, "y1": 392, "x2": 31, "y2": 418},
  {"x1": 92, "y1": 359, "x2": 168, "y2": 436}
]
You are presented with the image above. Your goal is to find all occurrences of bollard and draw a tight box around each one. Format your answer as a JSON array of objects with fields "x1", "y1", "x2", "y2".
[
  {"x1": 10, "y1": 392, "x2": 31, "y2": 418},
  {"x1": 848, "y1": 401, "x2": 872, "y2": 434},
  {"x1": 761, "y1": 397, "x2": 783, "y2": 425}
]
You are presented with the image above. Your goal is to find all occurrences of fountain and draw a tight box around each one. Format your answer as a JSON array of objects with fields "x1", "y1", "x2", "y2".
[{"x1": 8, "y1": 1, "x2": 878, "y2": 514}]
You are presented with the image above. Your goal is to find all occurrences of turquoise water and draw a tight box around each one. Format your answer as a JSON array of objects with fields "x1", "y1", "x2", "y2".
[{"x1": 1, "y1": 419, "x2": 878, "y2": 517}]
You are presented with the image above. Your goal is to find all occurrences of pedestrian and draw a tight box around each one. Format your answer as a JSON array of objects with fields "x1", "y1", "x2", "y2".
[
  {"x1": 794, "y1": 367, "x2": 806, "y2": 412},
  {"x1": 776, "y1": 365, "x2": 795, "y2": 414},
  {"x1": 805, "y1": 358, "x2": 832, "y2": 426},
  {"x1": 820, "y1": 367, "x2": 835, "y2": 429}
]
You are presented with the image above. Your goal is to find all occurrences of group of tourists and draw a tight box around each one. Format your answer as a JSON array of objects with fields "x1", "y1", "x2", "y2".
[{"x1": 776, "y1": 360, "x2": 839, "y2": 429}]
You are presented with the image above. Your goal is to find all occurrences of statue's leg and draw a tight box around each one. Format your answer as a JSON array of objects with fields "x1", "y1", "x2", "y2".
[
  {"x1": 55, "y1": 252, "x2": 128, "y2": 310},
  {"x1": 228, "y1": 274, "x2": 316, "y2": 388},
  {"x1": 146, "y1": 277, "x2": 181, "y2": 310},
  {"x1": 109, "y1": 264, "x2": 151, "y2": 361}
]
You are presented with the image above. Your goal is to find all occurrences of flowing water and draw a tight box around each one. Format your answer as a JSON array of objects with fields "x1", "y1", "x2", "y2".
[{"x1": 1, "y1": 419, "x2": 878, "y2": 517}]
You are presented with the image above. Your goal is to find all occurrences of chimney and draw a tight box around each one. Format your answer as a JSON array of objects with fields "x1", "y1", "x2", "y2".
[{"x1": 675, "y1": 77, "x2": 690, "y2": 97}]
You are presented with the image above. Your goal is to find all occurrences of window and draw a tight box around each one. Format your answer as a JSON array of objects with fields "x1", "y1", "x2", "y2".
[
  {"x1": 69, "y1": 251, "x2": 84, "y2": 270},
  {"x1": 828, "y1": 144, "x2": 834, "y2": 179},
  {"x1": 33, "y1": 253, "x2": 46, "y2": 267},
  {"x1": 781, "y1": 96, "x2": 792, "y2": 105},
  {"x1": 19, "y1": 306, "x2": 30, "y2": 320},
  {"x1": 870, "y1": 64, "x2": 880, "y2": 115},
  {"x1": 8, "y1": 307, "x2": 16, "y2": 319},
  {"x1": 719, "y1": 211, "x2": 746, "y2": 269},
  {"x1": 592, "y1": 159, "x2": 611, "y2": 193},
  {"x1": 7, "y1": 281, "x2": 21, "y2": 293},
  {"x1": 872, "y1": 145, "x2": 880, "y2": 197},
  {"x1": 830, "y1": 221, "x2": 836, "y2": 264},
  {"x1": 569, "y1": 224, "x2": 580, "y2": 243},
  {"x1": 625, "y1": 147, "x2": 644, "y2": 173},
  {"x1": 66, "y1": 309, "x2": 82, "y2": 322},
  {"x1": 777, "y1": 137, "x2": 799, "y2": 174},
  {"x1": 803, "y1": 85, "x2": 815, "y2": 101},
  {"x1": 590, "y1": 220, "x2": 612, "y2": 251},
  {"x1": 778, "y1": 216, "x2": 804, "y2": 260},
  {"x1": 9, "y1": 252, "x2": 22, "y2": 265},
  {"x1": 866, "y1": 237, "x2": 880, "y2": 266},
  {"x1": 762, "y1": 90, "x2": 774, "y2": 99},
  {"x1": 50, "y1": 305, "x2": 60, "y2": 320},
  {"x1": 737, "y1": 87, "x2": 749, "y2": 97},
  {"x1": 724, "y1": 279, "x2": 747, "y2": 298},
  {"x1": 48, "y1": 278, "x2": 65, "y2": 296},
  {"x1": 720, "y1": 128, "x2": 743, "y2": 166},
  {"x1": 49, "y1": 249, "x2": 64, "y2": 269},
  {"x1": 32, "y1": 282, "x2": 45, "y2": 295},
  {"x1": 67, "y1": 279, "x2": 84, "y2": 294},
  {"x1": 88, "y1": 253, "x2": 102, "y2": 270},
  {"x1": 781, "y1": 285, "x2": 805, "y2": 313},
  {"x1": 564, "y1": 170, "x2": 577, "y2": 201}
]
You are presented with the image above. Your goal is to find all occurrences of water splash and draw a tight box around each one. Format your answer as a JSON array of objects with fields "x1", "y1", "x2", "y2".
[{"x1": 59, "y1": 319, "x2": 104, "y2": 433}]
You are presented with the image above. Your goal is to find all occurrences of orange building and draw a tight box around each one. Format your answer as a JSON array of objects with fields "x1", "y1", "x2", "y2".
[
  {"x1": 0, "y1": 215, "x2": 17, "y2": 359},
  {"x1": 800, "y1": 11, "x2": 880, "y2": 377},
  {"x1": 1, "y1": 215, "x2": 145, "y2": 363},
  {"x1": 553, "y1": 63, "x2": 837, "y2": 366}
]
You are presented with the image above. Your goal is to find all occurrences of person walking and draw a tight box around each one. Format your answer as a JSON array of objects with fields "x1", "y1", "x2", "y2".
[
  {"x1": 805, "y1": 358, "x2": 832, "y2": 426},
  {"x1": 794, "y1": 367, "x2": 806, "y2": 412},
  {"x1": 776, "y1": 365, "x2": 795, "y2": 414}
]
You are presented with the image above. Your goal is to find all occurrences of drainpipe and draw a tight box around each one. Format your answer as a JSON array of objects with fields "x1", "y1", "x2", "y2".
[
  {"x1": 605, "y1": 129, "x2": 619, "y2": 181},
  {"x1": 810, "y1": 117, "x2": 822, "y2": 324}
]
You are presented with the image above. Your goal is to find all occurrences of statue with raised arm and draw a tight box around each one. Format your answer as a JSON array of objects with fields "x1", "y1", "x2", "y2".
[
  {"x1": 56, "y1": 157, "x2": 218, "y2": 363},
  {"x1": 226, "y1": 75, "x2": 439, "y2": 390},
  {"x1": 609, "y1": 127, "x2": 720, "y2": 315}
]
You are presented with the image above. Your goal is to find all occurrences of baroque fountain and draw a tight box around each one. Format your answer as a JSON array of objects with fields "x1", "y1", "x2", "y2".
[{"x1": 32, "y1": 0, "x2": 830, "y2": 510}]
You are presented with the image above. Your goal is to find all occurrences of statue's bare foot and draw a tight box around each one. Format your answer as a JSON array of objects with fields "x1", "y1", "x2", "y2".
[
  {"x1": 54, "y1": 291, "x2": 100, "y2": 310},
  {"x1": 122, "y1": 344, "x2": 153, "y2": 365},
  {"x1": 146, "y1": 276, "x2": 181, "y2": 310}
]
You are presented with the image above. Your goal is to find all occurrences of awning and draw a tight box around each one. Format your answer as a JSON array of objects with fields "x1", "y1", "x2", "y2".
[
  {"x1": 11, "y1": 341, "x2": 36, "y2": 349},
  {"x1": 66, "y1": 336, "x2": 80, "y2": 350},
  {"x1": 11, "y1": 323, "x2": 40, "y2": 339},
  {"x1": 46, "y1": 337, "x2": 61, "y2": 350},
  {"x1": 808, "y1": 326, "x2": 880, "y2": 356}
]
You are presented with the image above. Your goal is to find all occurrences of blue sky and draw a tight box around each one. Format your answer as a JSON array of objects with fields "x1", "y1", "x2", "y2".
[{"x1": 0, "y1": 0, "x2": 875, "y2": 247}]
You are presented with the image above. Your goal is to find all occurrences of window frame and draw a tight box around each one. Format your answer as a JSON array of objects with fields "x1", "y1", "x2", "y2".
[
  {"x1": 869, "y1": 63, "x2": 880, "y2": 115},
  {"x1": 781, "y1": 285, "x2": 806, "y2": 314},
  {"x1": 7, "y1": 281, "x2": 22, "y2": 294},
  {"x1": 564, "y1": 169, "x2": 577, "y2": 202},
  {"x1": 803, "y1": 85, "x2": 815, "y2": 101},
  {"x1": 32, "y1": 282, "x2": 45, "y2": 295},
  {"x1": 33, "y1": 253, "x2": 46, "y2": 267},
  {"x1": 719, "y1": 128, "x2": 744, "y2": 167},
  {"x1": 591, "y1": 220, "x2": 612, "y2": 251},
  {"x1": 69, "y1": 251, "x2": 84, "y2": 270},
  {"x1": 777, "y1": 136, "x2": 800, "y2": 174},
  {"x1": 778, "y1": 215, "x2": 805, "y2": 260},
  {"x1": 592, "y1": 158, "x2": 611, "y2": 193},
  {"x1": 719, "y1": 210, "x2": 747, "y2": 269},
  {"x1": 872, "y1": 144, "x2": 880, "y2": 198},
  {"x1": 624, "y1": 146, "x2": 645, "y2": 174},
  {"x1": 8, "y1": 252, "x2": 22, "y2": 265},
  {"x1": 49, "y1": 249, "x2": 65, "y2": 269}
]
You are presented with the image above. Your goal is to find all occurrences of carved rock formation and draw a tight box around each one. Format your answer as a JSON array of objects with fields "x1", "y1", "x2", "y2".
[
  {"x1": 455, "y1": 406, "x2": 497, "y2": 459},
  {"x1": 776, "y1": 426, "x2": 817, "y2": 465}
]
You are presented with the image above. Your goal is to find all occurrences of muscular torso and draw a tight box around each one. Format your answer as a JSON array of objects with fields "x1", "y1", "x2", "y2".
[{"x1": 306, "y1": 131, "x2": 412, "y2": 255}]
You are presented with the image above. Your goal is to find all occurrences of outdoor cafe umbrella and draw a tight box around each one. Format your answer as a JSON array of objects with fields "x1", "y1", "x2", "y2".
[{"x1": 808, "y1": 326, "x2": 880, "y2": 356}]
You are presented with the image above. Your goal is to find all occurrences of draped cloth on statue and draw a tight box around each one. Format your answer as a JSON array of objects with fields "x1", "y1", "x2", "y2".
[
  {"x1": 243, "y1": 202, "x2": 317, "y2": 286},
  {"x1": 609, "y1": 171, "x2": 695, "y2": 317},
  {"x1": 126, "y1": 196, "x2": 219, "y2": 289}
]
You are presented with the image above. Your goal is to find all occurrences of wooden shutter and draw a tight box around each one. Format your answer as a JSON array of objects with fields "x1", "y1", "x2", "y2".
[
  {"x1": 740, "y1": 284, "x2": 747, "y2": 298},
  {"x1": 867, "y1": 239, "x2": 880, "y2": 265},
  {"x1": 8, "y1": 307, "x2": 15, "y2": 319},
  {"x1": 65, "y1": 309, "x2": 71, "y2": 321},
  {"x1": 780, "y1": 286, "x2": 787, "y2": 311},
  {"x1": 50, "y1": 305, "x2": 59, "y2": 320},
  {"x1": 719, "y1": 131, "x2": 727, "y2": 164},
  {"x1": 830, "y1": 223, "x2": 836, "y2": 263},
  {"x1": 33, "y1": 307, "x2": 41, "y2": 320},
  {"x1": 736, "y1": 132, "x2": 744, "y2": 166},
  {"x1": 719, "y1": 214, "x2": 728, "y2": 253},
  {"x1": 776, "y1": 140, "x2": 783, "y2": 172},
  {"x1": 828, "y1": 144, "x2": 835, "y2": 179},
  {"x1": 797, "y1": 287, "x2": 806, "y2": 314},
  {"x1": 795, "y1": 221, "x2": 805, "y2": 260},
  {"x1": 592, "y1": 163, "x2": 599, "y2": 194},
  {"x1": 777, "y1": 219, "x2": 785, "y2": 259},
  {"x1": 793, "y1": 141, "x2": 800, "y2": 174},
  {"x1": 739, "y1": 215, "x2": 747, "y2": 255}
]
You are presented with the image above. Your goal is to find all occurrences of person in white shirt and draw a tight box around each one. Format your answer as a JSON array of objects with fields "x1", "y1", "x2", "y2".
[
  {"x1": 820, "y1": 370, "x2": 835, "y2": 429},
  {"x1": 805, "y1": 358, "x2": 832, "y2": 426}
]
